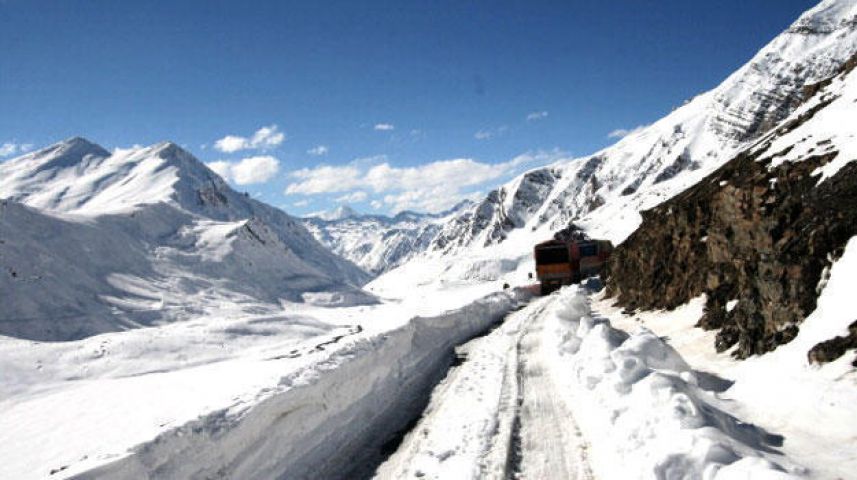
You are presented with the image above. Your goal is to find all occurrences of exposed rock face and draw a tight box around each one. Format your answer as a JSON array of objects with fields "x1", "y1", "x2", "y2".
[
  {"x1": 808, "y1": 320, "x2": 857, "y2": 366},
  {"x1": 605, "y1": 57, "x2": 857, "y2": 358}
]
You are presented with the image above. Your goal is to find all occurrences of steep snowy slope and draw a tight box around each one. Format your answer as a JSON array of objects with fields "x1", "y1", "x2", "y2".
[
  {"x1": 430, "y1": 0, "x2": 857, "y2": 253},
  {"x1": 303, "y1": 202, "x2": 471, "y2": 275},
  {"x1": 371, "y1": 0, "x2": 857, "y2": 293},
  {"x1": 0, "y1": 138, "x2": 372, "y2": 341}
]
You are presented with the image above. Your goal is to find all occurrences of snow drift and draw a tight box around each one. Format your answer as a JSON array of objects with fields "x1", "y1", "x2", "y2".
[{"x1": 548, "y1": 288, "x2": 803, "y2": 479}]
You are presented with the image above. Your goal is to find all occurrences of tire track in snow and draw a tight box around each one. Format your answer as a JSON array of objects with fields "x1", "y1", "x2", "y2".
[
  {"x1": 507, "y1": 298, "x2": 593, "y2": 480},
  {"x1": 374, "y1": 293, "x2": 594, "y2": 480}
]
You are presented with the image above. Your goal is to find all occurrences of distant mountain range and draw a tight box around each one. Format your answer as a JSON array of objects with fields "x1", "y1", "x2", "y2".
[{"x1": 302, "y1": 201, "x2": 472, "y2": 275}]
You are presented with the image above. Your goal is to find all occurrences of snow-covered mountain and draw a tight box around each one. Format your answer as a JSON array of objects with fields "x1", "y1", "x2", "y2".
[
  {"x1": 303, "y1": 202, "x2": 472, "y2": 275},
  {"x1": 370, "y1": 0, "x2": 857, "y2": 292},
  {"x1": 429, "y1": 0, "x2": 857, "y2": 254},
  {"x1": 0, "y1": 138, "x2": 373, "y2": 341}
]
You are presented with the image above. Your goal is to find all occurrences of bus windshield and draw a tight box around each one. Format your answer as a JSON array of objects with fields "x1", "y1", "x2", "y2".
[{"x1": 535, "y1": 245, "x2": 569, "y2": 264}]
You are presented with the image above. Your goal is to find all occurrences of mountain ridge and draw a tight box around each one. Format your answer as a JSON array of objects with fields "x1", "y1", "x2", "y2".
[
  {"x1": 0, "y1": 138, "x2": 373, "y2": 341},
  {"x1": 303, "y1": 200, "x2": 473, "y2": 275}
]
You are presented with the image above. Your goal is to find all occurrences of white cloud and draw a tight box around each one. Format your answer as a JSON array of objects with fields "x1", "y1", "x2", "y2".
[
  {"x1": 214, "y1": 125, "x2": 285, "y2": 153},
  {"x1": 607, "y1": 125, "x2": 646, "y2": 139},
  {"x1": 250, "y1": 126, "x2": 285, "y2": 149},
  {"x1": 285, "y1": 164, "x2": 363, "y2": 194},
  {"x1": 0, "y1": 142, "x2": 34, "y2": 157},
  {"x1": 307, "y1": 145, "x2": 329, "y2": 156},
  {"x1": 284, "y1": 150, "x2": 565, "y2": 213},
  {"x1": 292, "y1": 199, "x2": 310, "y2": 207},
  {"x1": 370, "y1": 200, "x2": 382, "y2": 210},
  {"x1": 335, "y1": 191, "x2": 368, "y2": 203},
  {"x1": 0, "y1": 144, "x2": 15, "y2": 157},
  {"x1": 206, "y1": 155, "x2": 280, "y2": 185},
  {"x1": 374, "y1": 123, "x2": 395, "y2": 131},
  {"x1": 474, "y1": 125, "x2": 508, "y2": 141},
  {"x1": 526, "y1": 111, "x2": 549, "y2": 121},
  {"x1": 214, "y1": 136, "x2": 247, "y2": 153},
  {"x1": 206, "y1": 160, "x2": 232, "y2": 179},
  {"x1": 231, "y1": 156, "x2": 280, "y2": 185}
]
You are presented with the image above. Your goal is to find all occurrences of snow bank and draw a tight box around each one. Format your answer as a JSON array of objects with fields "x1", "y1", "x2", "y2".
[
  {"x1": 72, "y1": 291, "x2": 524, "y2": 480},
  {"x1": 596, "y1": 236, "x2": 857, "y2": 479},
  {"x1": 546, "y1": 287, "x2": 803, "y2": 480}
]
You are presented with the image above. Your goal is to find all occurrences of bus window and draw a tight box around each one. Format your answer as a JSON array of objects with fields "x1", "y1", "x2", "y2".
[{"x1": 535, "y1": 246, "x2": 569, "y2": 264}]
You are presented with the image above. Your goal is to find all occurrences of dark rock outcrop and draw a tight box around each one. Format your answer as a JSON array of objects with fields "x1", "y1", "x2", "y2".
[
  {"x1": 604, "y1": 77, "x2": 857, "y2": 358},
  {"x1": 808, "y1": 320, "x2": 857, "y2": 366}
]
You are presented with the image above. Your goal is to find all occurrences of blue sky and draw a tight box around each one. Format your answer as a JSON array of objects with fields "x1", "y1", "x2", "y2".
[{"x1": 0, "y1": 0, "x2": 814, "y2": 215}]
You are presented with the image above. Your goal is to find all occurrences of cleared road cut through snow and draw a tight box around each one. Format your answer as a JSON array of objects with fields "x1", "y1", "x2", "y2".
[{"x1": 375, "y1": 286, "x2": 808, "y2": 479}]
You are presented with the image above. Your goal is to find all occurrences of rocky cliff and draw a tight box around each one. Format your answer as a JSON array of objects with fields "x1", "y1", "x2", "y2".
[{"x1": 605, "y1": 54, "x2": 857, "y2": 360}]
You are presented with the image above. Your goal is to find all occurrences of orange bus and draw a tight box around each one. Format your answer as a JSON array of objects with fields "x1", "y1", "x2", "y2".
[{"x1": 534, "y1": 238, "x2": 613, "y2": 295}]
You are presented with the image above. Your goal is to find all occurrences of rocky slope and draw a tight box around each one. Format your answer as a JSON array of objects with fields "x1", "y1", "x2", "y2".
[
  {"x1": 0, "y1": 138, "x2": 372, "y2": 341},
  {"x1": 605, "y1": 52, "x2": 857, "y2": 360}
]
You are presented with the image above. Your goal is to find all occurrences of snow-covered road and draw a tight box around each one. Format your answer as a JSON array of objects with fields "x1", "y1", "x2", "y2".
[
  {"x1": 375, "y1": 286, "x2": 807, "y2": 480},
  {"x1": 374, "y1": 294, "x2": 593, "y2": 479},
  {"x1": 512, "y1": 298, "x2": 593, "y2": 479}
]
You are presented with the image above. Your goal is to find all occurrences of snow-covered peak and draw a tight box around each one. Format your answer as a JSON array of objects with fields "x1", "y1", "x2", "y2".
[
  {"x1": 423, "y1": 0, "x2": 857, "y2": 255},
  {"x1": 302, "y1": 203, "x2": 472, "y2": 275},
  {"x1": 1, "y1": 137, "x2": 373, "y2": 338},
  {"x1": 0, "y1": 138, "x2": 246, "y2": 218},
  {"x1": 707, "y1": 0, "x2": 857, "y2": 145},
  {"x1": 791, "y1": 0, "x2": 857, "y2": 33},
  {"x1": 54, "y1": 136, "x2": 111, "y2": 159},
  {"x1": 3, "y1": 136, "x2": 110, "y2": 175}
]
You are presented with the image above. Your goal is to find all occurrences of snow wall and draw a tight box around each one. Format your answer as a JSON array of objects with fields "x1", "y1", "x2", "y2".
[{"x1": 73, "y1": 291, "x2": 525, "y2": 480}]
